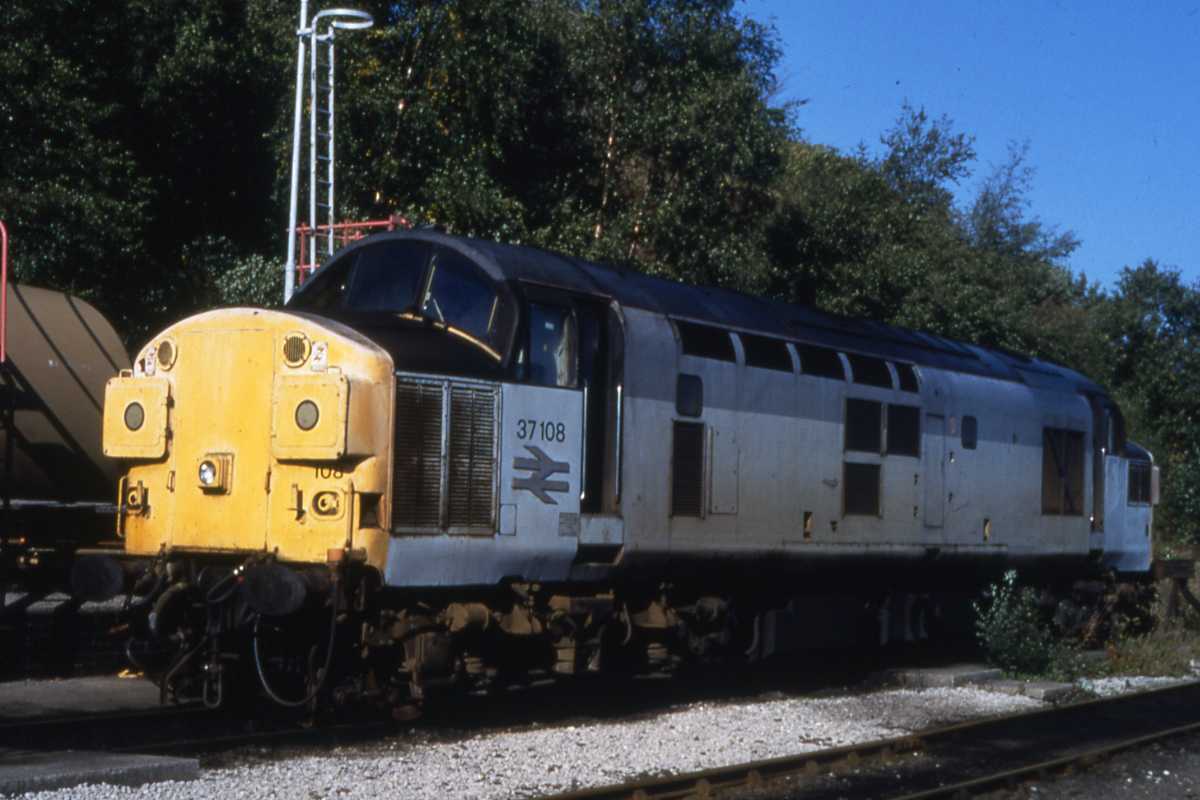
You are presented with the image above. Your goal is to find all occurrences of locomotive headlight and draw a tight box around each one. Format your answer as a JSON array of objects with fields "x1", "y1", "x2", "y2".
[
  {"x1": 123, "y1": 401, "x2": 145, "y2": 431},
  {"x1": 295, "y1": 400, "x2": 320, "y2": 431},
  {"x1": 196, "y1": 453, "x2": 233, "y2": 493},
  {"x1": 198, "y1": 460, "x2": 218, "y2": 487}
]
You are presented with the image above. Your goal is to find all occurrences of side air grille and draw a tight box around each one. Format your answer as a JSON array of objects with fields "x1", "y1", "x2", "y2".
[
  {"x1": 392, "y1": 381, "x2": 444, "y2": 529},
  {"x1": 392, "y1": 377, "x2": 498, "y2": 533},
  {"x1": 447, "y1": 385, "x2": 497, "y2": 529},
  {"x1": 672, "y1": 421, "x2": 705, "y2": 517}
]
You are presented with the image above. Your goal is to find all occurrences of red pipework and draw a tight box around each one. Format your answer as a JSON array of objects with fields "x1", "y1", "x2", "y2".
[
  {"x1": 294, "y1": 215, "x2": 410, "y2": 287},
  {"x1": 0, "y1": 219, "x2": 8, "y2": 364}
]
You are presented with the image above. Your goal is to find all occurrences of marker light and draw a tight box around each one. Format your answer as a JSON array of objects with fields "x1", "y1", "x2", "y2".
[
  {"x1": 123, "y1": 402, "x2": 145, "y2": 431},
  {"x1": 198, "y1": 460, "x2": 218, "y2": 487},
  {"x1": 295, "y1": 400, "x2": 320, "y2": 431}
]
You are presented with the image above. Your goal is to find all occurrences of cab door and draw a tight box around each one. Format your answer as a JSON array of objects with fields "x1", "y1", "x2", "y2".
[
  {"x1": 577, "y1": 299, "x2": 622, "y2": 514},
  {"x1": 518, "y1": 288, "x2": 623, "y2": 516},
  {"x1": 1089, "y1": 396, "x2": 1110, "y2": 532}
]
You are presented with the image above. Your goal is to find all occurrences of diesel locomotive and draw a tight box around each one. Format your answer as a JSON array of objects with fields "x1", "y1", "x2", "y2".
[{"x1": 79, "y1": 230, "x2": 1158, "y2": 710}]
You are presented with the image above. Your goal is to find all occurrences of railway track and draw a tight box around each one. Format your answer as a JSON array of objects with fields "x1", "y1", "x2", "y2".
[{"x1": 541, "y1": 680, "x2": 1200, "y2": 800}]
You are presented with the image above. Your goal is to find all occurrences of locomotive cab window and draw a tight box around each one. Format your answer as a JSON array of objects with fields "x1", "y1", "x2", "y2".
[
  {"x1": 290, "y1": 252, "x2": 356, "y2": 311},
  {"x1": 527, "y1": 302, "x2": 578, "y2": 387},
  {"x1": 422, "y1": 248, "x2": 514, "y2": 357},
  {"x1": 288, "y1": 240, "x2": 515, "y2": 361},
  {"x1": 345, "y1": 240, "x2": 432, "y2": 312},
  {"x1": 1128, "y1": 461, "x2": 1152, "y2": 505}
]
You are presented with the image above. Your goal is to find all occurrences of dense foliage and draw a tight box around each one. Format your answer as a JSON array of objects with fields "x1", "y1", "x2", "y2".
[{"x1": 1, "y1": 1, "x2": 1196, "y2": 541}]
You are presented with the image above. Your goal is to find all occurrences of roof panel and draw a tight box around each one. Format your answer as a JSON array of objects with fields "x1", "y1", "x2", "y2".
[{"x1": 314, "y1": 230, "x2": 1101, "y2": 394}]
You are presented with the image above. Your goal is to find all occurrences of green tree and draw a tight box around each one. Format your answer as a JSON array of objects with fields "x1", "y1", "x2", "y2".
[
  {"x1": 336, "y1": 0, "x2": 791, "y2": 294},
  {"x1": 1095, "y1": 262, "x2": 1200, "y2": 544},
  {"x1": 764, "y1": 108, "x2": 974, "y2": 329},
  {"x1": 0, "y1": 1, "x2": 295, "y2": 342},
  {"x1": 0, "y1": 2, "x2": 151, "y2": 330}
]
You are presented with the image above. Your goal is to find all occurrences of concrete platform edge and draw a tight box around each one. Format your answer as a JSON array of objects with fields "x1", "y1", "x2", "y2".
[{"x1": 0, "y1": 752, "x2": 199, "y2": 796}]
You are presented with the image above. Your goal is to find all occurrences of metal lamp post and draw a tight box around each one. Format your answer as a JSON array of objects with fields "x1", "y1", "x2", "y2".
[{"x1": 284, "y1": 4, "x2": 373, "y2": 304}]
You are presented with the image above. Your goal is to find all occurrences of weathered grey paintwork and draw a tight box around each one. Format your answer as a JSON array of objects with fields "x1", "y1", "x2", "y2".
[
  {"x1": 381, "y1": 305, "x2": 1152, "y2": 589},
  {"x1": 328, "y1": 231, "x2": 1153, "y2": 589},
  {"x1": 385, "y1": 381, "x2": 585, "y2": 587}
]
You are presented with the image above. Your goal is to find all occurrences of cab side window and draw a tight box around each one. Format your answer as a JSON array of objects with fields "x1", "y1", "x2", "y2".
[{"x1": 528, "y1": 302, "x2": 577, "y2": 387}]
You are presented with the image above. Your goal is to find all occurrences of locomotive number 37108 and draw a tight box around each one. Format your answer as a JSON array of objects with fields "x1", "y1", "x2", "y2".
[{"x1": 516, "y1": 419, "x2": 567, "y2": 443}]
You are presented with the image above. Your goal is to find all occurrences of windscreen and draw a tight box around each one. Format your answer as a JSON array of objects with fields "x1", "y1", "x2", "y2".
[
  {"x1": 289, "y1": 240, "x2": 429, "y2": 313},
  {"x1": 420, "y1": 249, "x2": 514, "y2": 357},
  {"x1": 289, "y1": 239, "x2": 514, "y2": 361}
]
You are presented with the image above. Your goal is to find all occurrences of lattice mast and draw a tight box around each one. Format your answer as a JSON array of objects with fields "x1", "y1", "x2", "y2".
[{"x1": 284, "y1": 3, "x2": 373, "y2": 303}]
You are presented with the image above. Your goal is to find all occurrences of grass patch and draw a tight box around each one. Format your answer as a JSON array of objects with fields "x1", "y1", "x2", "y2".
[
  {"x1": 1104, "y1": 575, "x2": 1200, "y2": 677},
  {"x1": 975, "y1": 571, "x2": 1200, "y2": 681}
]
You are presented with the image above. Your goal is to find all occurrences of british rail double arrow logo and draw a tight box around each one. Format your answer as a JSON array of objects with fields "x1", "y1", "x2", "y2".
[{"x1": 512, "y1": 446, "x2": 570, "y2": 504}]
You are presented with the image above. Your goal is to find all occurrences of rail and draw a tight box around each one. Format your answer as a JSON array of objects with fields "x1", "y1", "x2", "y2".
[
  {"x1": 294, "y1": 214, "x2": 410, "y2": 288},
  {"x1": 540, "y1": 680, "x2": 1200, "y2": 800}
]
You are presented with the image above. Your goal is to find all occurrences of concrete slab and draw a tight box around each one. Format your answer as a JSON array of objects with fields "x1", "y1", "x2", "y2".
[
  {"x1": 982, "y1": 679, "x2": 1026, "y2": 696},
  {"x1": 1021, "y1": 680, "x2": 1075, "y2": 702},
  {"x1": 886, "y1": 663, "x2": 1004, "y2": 688},
  {"x1": 0, "y1": 676, "x2": 160, "y2": 720},
  {"x1": 0, "y1": 749, "x2": 198, "y2": 794}
]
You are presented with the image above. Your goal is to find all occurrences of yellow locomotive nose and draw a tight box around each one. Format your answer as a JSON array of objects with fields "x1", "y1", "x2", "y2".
[
  {"x1": 169, "y1": 327, "x2": 274, "y2": 550},
  {"x1": 103, "y1": 309, "x2": 395, "y2": 565}
]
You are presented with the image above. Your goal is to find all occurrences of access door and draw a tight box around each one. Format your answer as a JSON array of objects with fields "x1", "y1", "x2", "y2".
[{"x1": 923, "y1": 414, "x2": 945, "y2": 528}]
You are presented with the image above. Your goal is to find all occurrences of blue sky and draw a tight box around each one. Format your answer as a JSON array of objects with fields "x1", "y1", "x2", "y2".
[{"x1": 739, "y1": 1, "x2": 1200, "y2": 290}]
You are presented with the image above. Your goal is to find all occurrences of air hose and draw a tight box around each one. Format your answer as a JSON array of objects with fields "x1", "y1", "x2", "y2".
[{"x1": 251, "y1": 571, "x2": 340, "y2": 708}]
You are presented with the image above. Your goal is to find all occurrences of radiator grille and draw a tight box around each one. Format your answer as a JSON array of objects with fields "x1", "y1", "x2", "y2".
[
  {"x1": 392, "y1": 381, "x2": 444, "y2": 528},
  {"x1": 447, "y1": 386, "x2": 497, "y2": 528},
  {"x1": 672, "y1": 421, "x2": 705, "y2": 517},
  {"x1": 392, "y1": 378, "x2": 497, "y2": 532}
]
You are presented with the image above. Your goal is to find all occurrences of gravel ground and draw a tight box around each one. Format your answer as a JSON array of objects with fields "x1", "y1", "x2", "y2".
[
  {"x1": 981, "y1": 732, "x2": 1200, "y2": 799},
  {"x1": 1076, "y1": 675, "x2": 1194, "y2": 696},
  {"x1": 14, "y1": 687, "x2": 1039, "y2": 800}
]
